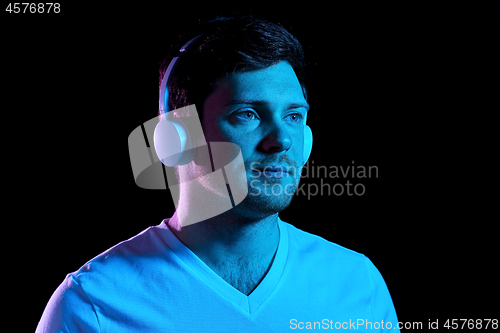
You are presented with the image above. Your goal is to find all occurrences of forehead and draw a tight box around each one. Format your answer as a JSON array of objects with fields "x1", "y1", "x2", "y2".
[{"x1": 208, "y1": 61, "x2": 307, "y2": 109}]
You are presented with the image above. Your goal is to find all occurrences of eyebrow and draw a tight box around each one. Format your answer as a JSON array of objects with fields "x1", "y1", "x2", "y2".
[{"x1": 225, "y1": 99, "x2": 310, "y2": 111}]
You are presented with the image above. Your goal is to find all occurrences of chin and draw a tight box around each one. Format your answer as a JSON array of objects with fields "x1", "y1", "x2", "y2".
[{"x1": 237, "y1": 181, "x2": 297, "y2": 217}]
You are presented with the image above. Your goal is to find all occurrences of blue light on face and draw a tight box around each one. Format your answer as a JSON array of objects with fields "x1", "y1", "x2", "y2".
[{"x1": 198, "y1": 61, "x2": 309, "y2": 214}]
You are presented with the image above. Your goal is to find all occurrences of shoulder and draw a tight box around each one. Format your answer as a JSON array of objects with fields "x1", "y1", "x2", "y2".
[
  {"x1": 36, "y1": 273, "x2": 100, "y2": 332},
  {"x1": 281, "y1": 220, "x2": 368, "y2": 265},
  {"x1": 279, "y1": 221, "x2": 399, "y2": 324},
  {"x1": 69, "y1": 225, "x2": 168, "y2": 289},
  {"x1": 37, "y1": 224, "x2": 170, "y2": 332},
  {"x1": 280, "y1": 220, "x2": 393, "y2": 303},
  {"x1": 279, "y1": 220, "x2": 384, "y2": 287}
]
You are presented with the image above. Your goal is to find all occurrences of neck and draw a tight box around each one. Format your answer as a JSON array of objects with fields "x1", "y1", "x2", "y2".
[
  {"x1": 169, "y1": 177, "x2": 281, "y2": 263},
  {"x1": 167, "y1": 203, "x2": 280, "y2": 295},
  {"x1": 168, "y1": 209, "x2": 280, "y2": 268}
]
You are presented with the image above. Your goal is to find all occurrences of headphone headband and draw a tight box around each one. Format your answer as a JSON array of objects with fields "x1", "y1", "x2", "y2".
[{"x1": 159, "y1": 34, "x2": 204, "y2": 119}]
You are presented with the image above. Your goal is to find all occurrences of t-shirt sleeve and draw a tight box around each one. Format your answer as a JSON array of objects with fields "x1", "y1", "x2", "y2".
[
  {"x1": 365, "y1": 258, "x2": 400, "y2": 332},
  {"x1": 36, "y1": 274, "x2": 100, "y2": 333}
]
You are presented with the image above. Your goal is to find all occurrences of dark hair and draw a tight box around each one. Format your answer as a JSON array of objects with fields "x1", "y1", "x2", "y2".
[{"x1": 158, "y1": 15, "x2": 308, "y2": 121}]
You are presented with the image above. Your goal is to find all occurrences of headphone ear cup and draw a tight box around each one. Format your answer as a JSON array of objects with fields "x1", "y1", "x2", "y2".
[
  {"x1": 303, "y1": 125, "x2": 313, "y2": 166},
  {"x1": 154, "y1": 118, "x2": 195, "y2": 167}
]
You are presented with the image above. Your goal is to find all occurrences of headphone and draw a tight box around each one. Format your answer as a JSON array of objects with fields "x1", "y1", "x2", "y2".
[{"x1": 153, "y1": 34, "x2": 313, "y2": 167}]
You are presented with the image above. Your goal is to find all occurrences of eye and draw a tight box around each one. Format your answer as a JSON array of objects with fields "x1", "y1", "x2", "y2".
[
  {"x1": 235, "y1": 110, "x2": 259, "y2": 121},
  {"x1": 285, "y1": 113, "x2": 304, "y2": 123}
]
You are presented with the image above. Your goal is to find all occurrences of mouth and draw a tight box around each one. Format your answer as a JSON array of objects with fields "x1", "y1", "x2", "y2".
[{"x1": 251, "y1": 166, "x2": 290, "y2": 178}]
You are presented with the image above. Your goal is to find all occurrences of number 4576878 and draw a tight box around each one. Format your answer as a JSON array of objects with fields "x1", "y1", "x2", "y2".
[{"x1": 5, "y1": 3, "x2": 61, "y2": 13}]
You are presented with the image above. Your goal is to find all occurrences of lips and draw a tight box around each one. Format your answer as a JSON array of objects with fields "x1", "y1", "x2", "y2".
[
  {"x1": 251, "y1": 166, "x2": 290, "y2": 178},
  {"x1": 261, "y1": 166, "x2": 287, "y2": 172},
  {"x1": 252, "y1": 166, "x2": 288, "y2": 172}
]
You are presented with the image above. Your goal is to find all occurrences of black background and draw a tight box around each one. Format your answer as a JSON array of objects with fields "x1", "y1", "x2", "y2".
[{"x1": 2, "y1": 2, "x2": 499, "y2": 331}]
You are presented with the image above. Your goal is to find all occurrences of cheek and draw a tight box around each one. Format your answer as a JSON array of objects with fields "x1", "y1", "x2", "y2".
[
  {"x1": 219, "y1": 123, "x2": 259, "y2": 159},
  {"x1": 201, "y1": 118, "x2": 256, "y2": 166},
  {"x1": 293, "y1": 131, "x2": 305, "y2": 153}
]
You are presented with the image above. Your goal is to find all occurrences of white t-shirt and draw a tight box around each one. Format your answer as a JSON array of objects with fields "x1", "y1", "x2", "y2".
[{"x1": 36, "y1": 218, "x2": 400, "y2": 332}]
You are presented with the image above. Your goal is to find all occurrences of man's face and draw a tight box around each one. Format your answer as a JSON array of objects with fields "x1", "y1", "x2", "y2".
[{"x1": 201, "y1": 61, "x2": 309, "y2": 216}]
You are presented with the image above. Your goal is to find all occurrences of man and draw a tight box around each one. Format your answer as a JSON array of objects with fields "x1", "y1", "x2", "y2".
[{"x1": 36, "y1": 16, "x2": 399, "y2": 332}]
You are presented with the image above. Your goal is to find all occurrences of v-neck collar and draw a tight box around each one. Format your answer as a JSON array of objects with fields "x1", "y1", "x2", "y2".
[{"x1": 156, "y1": 218, "x2": 289, "y2": 314}]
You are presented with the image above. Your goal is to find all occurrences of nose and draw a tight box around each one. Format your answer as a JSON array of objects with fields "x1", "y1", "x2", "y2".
[{"x1": 260, "y1": 122, "x2": 292, "y2": 154}]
